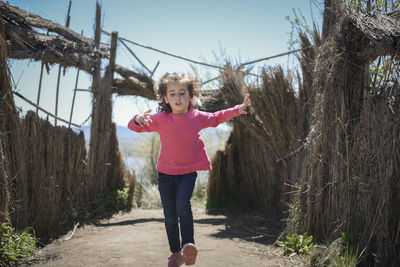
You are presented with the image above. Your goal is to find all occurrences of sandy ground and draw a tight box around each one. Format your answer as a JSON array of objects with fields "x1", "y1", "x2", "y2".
[{"x1": 21, "y1": 208, "x2": 305, "y2": 267}]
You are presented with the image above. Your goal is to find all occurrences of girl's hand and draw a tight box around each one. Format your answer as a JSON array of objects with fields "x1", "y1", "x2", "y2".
[
  {"x1": 238, "y1": 94, "x2": 250, "y2": 114},
  {"x1": 135, "y1": 109, "x2": 153, "y2": 127}
]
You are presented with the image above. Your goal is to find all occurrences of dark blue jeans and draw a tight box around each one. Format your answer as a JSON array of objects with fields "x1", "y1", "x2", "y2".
[{"x1": 158, "y1": 171, "x2": 197, "y2": 253}]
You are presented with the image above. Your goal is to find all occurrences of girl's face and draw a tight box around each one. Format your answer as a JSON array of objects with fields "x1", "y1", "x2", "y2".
[{"x1": 164, "y1": 82, "x2": 192, "y2": 114}]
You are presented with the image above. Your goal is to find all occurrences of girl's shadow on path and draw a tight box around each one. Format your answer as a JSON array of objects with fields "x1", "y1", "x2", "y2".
[{"x1": 96, "y1": 211, "x2": 280, "y2": 246}]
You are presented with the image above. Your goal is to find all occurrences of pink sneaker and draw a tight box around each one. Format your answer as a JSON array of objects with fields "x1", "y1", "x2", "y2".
[
  {"x1": 168, "y1": 251, "x2": 185, "y2": 267},
  {"x1": 182, "y1": 243, "x2": 197, "y2": 265}
]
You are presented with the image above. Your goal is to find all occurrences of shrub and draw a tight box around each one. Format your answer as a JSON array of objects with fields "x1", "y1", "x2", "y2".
[
  {"x1": 103, "y1": 187, "x2": 133, "y2": 212},
  {"x1": 328, "y1": 233, "x2": 359, "y2": 267},
  {"x1": 276, "y1": 232, "x2": 314, "y2": 255},
  {"x1": 0, "y1": 223, "x2": 37, "y2": 266},
  {"x1": 308, "y1": 233, "x2": 360, "y2": 267},
  {"x1": 90, "y1": 186, "x2": 134, "y2": 219}
]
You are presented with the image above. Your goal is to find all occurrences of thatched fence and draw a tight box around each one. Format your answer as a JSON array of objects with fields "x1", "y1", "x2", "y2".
[
  {"x1": 293, "y1": 3, "x2": 400, "y2": 265},
  {"x1": 0, "y1": 1, "x2": 126, "y2": 241},
  {"x1": 0, "y1": 29, "x2": 89, "y2": 239},
  {"x1": 207, "y1": 1, "x2": 400, "y2": 265},
  {"x1": 16, "y1": 111, "x2": 88, "y2": 238},
  {"x1": 207, "y1": 66, "x2": 299, "y2": 216}
]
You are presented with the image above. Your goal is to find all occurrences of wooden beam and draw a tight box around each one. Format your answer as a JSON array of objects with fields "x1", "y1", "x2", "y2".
[
  {"x1": 0, "y1": 1, "x2": 94, "y2": 46},
  {"x1": 5, "y1": 22, "x2": 100, "y2": 73},
  {"x1": 112, "y1": 78, "x2": 156, "y2": 99},
  {"x1": 12, "y1": 91, "x2": 81, "y2": 127},
  {"x1": 108, "y1": 32, "x2": 118, "y2": 79},
  {"x1": 114, "y1": 65, "x2": 153, "y2": 85},
  {"x1": 2, "y1": 1, "x2": 109, "y2": 73},
  {"x1": 35, "y1": 62, "x2": 44, "y2": 115},
  {"x1": 55, "y1": 0, "x2": 72, "y2": 126},
  {"x1": 90, "y1": 2, "x2": 102, "y2": 95}
]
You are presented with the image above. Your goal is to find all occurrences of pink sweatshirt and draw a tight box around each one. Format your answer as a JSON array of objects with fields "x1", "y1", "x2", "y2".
[{"x1": 127, "y1": 105, "x2": 242, "y2": 175}]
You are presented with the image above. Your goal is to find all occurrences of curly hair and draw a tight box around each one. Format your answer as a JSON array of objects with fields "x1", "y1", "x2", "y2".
[{"x1": 154, "y1": 72, "x2": 202, "y2": 113}]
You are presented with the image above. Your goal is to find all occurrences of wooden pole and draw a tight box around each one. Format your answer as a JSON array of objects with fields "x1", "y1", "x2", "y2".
[
  {"x1": 68, "y1": 69, "x2": 80, "y2": 128},
  {"x1": 36, "y1": 62, "x2": 44, "y2": 115},
  {"x1": 102, "y1": 31, "x2": 118, "y2": 189},
  {"x1": 68, "y1": 30, "x2": 83, "y2": 128},
  {"x1": 55, "y1": 0, "x2": 72, "y2": 125},
  {"x1": 108, "y1": 32, "x2": 118, "y2": 78},
  {"x1": 87, "y1": 2, "x2": 103, "y2": 200},
  {"x1": 54, "y1": 65, "x2": 61, "y2": 125},
  {"x1": 91, "y1": 3, "x2": 101, "y2": 95}
]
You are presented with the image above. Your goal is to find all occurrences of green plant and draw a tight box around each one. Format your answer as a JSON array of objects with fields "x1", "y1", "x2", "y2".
[
  {"x1": 192, "y1": 183, "x2": 206, "y2": 201},
  {"x1": 191, "y1": 177, "x2": 207, "y2": 208},
  {"x1": 105, "y1": 188, "x2": 133, "y2": 212},
  {"x1": 276, "y1": 232, "x2": 314, "y2": 255},
  {"x1": 91, "y1": 187, "x2": 134, "y2": 218},
  {"x1": 0, "y1": 222, "x2": 37, "y2": 266},
  {"x1": 329, "y1": 246, "x2": 359, "y2": 267},
  {"x1": 328, "y1": 232, "x2": 359, "y2": 267},
  {"x1": 345, "y1": 0, "x2": 399, "y2": 12},
  {"x1": 339, "y1": 233, "x2": 355, "y2": 249}
]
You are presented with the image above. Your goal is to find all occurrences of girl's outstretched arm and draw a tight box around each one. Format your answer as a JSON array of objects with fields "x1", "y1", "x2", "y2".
[
  {"x1": 128, "y1": 109, "x2": 159, "y2": 133},
  {"x1": 198, "y1": 94, "x2": 251, "y2": 128}
]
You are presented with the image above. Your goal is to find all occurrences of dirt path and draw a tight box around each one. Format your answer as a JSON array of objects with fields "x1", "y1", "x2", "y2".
[{"x1": 22, "y1": 208, "x2": 305, "y2": 267}]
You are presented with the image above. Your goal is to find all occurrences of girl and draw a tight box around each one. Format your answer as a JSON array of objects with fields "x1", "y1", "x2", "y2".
[{"x1": 128, "y1": 72, "x2": 250, "y2": 267}]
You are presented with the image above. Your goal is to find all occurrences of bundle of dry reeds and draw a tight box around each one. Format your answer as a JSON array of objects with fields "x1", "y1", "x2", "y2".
[
  {"x1": 295, "y1": 14, "x2": 369, "y2": 239},
  {"x1": 292, "y1": 4, "x2": 400, "y2": 265},
  {"x1": 207, "y1": 66, "x2": 300, "y2": 216},
  {"x1": 0, "y1": 24, "x2": 26, "y2": 225},
  {"x1": 87, "y1": 80, "x2": 114, "y2": 201},
  {"x1": 351, "y1": 83, "x2": 400, "y2": 264},
  {"x1": 16, "y1": 111, "x2": 88, "y2": 239},
  {"x1": 208, "y1": 4, "x2": 400, "y2": 264},
  {"x1": 0, "y1": 23, "x2": 10, "y2": 223},
  {"x1": 107, "y1": 122, "x2": 126, "y2": 191},
  {"x1": 0, "y1": 141, "x2": 8, "y2": 223}
]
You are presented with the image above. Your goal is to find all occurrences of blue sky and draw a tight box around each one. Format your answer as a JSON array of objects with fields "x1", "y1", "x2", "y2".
[{"x1": 9, "y1": 0, "x2": 322, "y2": 127}]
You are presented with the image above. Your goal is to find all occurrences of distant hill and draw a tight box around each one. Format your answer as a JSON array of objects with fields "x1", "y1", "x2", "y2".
[{"x1": 72, "y1": 125, "x2": 140, "y2": 141}]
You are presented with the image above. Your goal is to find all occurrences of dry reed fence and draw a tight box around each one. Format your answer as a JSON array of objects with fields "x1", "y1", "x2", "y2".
[
  {"x1": 293, "y1": 8, "x2": 400, "y2": 265},
  {"x1": 206, "y1": 31, "x2": 321, "y2": 216},
  {"x1": 0, "y1": 27, "x2": 126, "y2": 242},
  {"x1": 207, "y1": 65, "x2": 300, "y2": 216},
  {"x1": 207, "y1": 3, "x2": 400, "y2": 265},
  {"x1": 16, "y1": 111, "x2": 88, "y2": 239}
]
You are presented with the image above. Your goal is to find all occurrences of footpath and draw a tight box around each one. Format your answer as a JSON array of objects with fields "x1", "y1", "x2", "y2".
[{"x1": 22, "y1": 208, "x2": 305, "y2": 267}]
